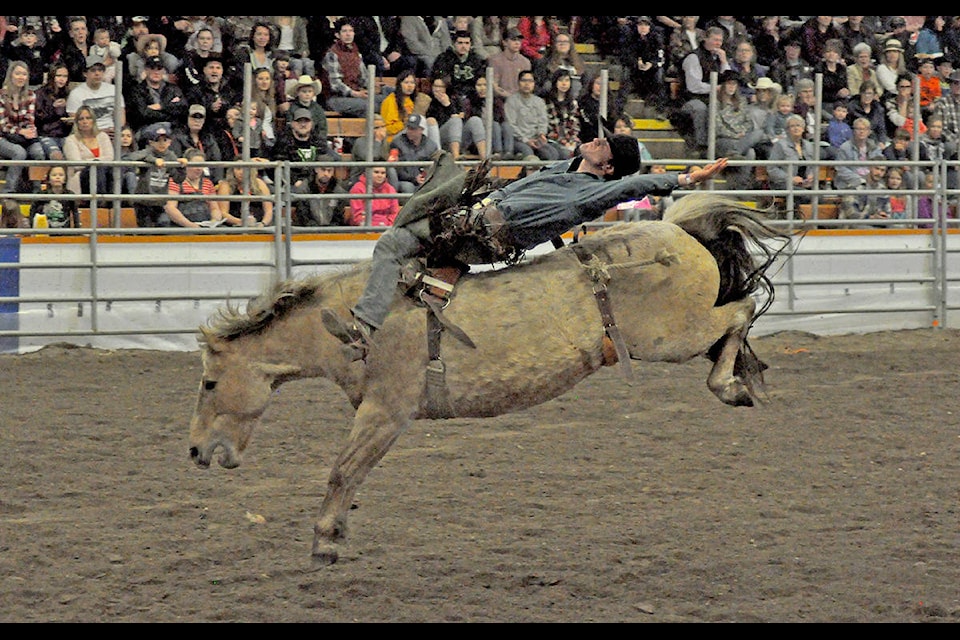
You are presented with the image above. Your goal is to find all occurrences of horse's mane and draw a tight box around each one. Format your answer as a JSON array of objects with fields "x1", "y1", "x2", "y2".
[{"x1": 198, "y1": 263, "x2": 366, "y2": 345}]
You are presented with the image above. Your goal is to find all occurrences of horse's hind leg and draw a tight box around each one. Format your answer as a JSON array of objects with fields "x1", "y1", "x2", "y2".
[
  {"x1": 706, "y1": 296, "x2": 757, "y2": 407},
  {"x1": 312, "y1": 400, "x2": 409, "y2": 565}
]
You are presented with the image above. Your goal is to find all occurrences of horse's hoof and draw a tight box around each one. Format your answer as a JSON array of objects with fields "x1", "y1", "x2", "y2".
[
  {"x1": 714, "y1": 381, "x2": 754, "y2": 407},
  {"x1": 311, "y1": 540, "x2": 340, "y2": 566}
]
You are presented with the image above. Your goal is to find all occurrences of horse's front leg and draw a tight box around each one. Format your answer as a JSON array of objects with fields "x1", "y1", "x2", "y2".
[
  {"x1": 312, "y1": 400, "x2": 410, "y2": 565},
  {"x1": 706, "y1": 296, "x2": 757, "y2": 407}
]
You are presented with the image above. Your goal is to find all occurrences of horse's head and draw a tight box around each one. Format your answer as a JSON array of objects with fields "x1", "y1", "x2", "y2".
[{"x1": 189, "y1": 339, "x2": 296, "y2": 469}]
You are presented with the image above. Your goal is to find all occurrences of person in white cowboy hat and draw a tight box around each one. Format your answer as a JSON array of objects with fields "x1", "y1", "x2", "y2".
[
  {"x1": 877, "y1": 39, "x2": 907, "y2": 96},
  {"x1": 748, "y1": 76, "x2": 782, "y2": 159},
  {"x1": 284, "y1": 74, "x2": 329, "y2": 141}
]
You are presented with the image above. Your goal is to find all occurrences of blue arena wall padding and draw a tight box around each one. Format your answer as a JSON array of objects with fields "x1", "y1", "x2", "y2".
[{"x1": 0, "y1": 237, "x2": 20, "y2": 353}]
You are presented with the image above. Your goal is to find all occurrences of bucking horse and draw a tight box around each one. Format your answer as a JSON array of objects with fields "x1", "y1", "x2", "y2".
[{"x1": 189, "y1": 185, "x2": 792, "y2": 565}]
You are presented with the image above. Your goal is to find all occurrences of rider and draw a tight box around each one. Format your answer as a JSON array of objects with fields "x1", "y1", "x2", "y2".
[{"x1": 323, "y1": 134, "x2": 728, "y2": 360}]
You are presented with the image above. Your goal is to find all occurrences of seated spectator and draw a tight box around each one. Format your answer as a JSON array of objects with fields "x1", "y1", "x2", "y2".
[
  {"x1": 823, "y1": 100, "x2": 853, "y2": 159},
  {"x1": 885, "y1": 74, "x2": 927, "y2": 140},
  {"x1": 270, "y1": 16, "x2": 315, "y2": 78},
  {"x1": 729, "y1": 39, "x2": 768, "y2": 103},
  {"x1": 885, "y1": 166, "x2": 910, "y2": 222},
  {"x1": 162, "y1": 148, "x2": 220, "y2": 228},
  {"x1": 506, "y1": 69, "x2": 564, "y2": 162},
  {"x1": 66, "y1": 55, "x2": 126, "y2": 140},
  {"x1": 29, "y1": 165, "x2": 78, "y2": 228},
  {"x1": 748, "y1": 77, "x2": 782, "y2": 159},
  {"x1": 876, "y1": 39, "x2": 907, "y2": 97},
  {"x1": 283, "y1": 75, "x2": 329, "y2": 142},
  {"x1": 882, "y1": 127, "x2": 930, "y2": 189},
  {"x1": 2, "y1": 25, "x2": 47, "y2": 88},
  {"x1": 379, "y1": 69, "x2": 430, "y2": 144},
  {"x1": 349, "y1": 114, "x2": 399, "y2": 189},
  {"x1": 126, "y1": 34, "x2": 180, "y2": 90},
  {"x1": 713, "y1": 70, "x2": 763, "y2": 188},
  {"x1": 766, "y1": 92, "x2": 795, "y2": 150},
  {"x1": 185, "y1": 56, "x2": 240, "y2": 133},
  {"x1": 128, "y1": 55, "x2": 189, "y2": 133},
  {"x1": 616, "y1": 17, "x2": 666, "y2": 113},
  {"x1": 292, "y1": 153, "x2": 349, "y2": 226},
  {"x1": 816, "y1": 38, "x2": 851, "y2": 114},
  {"x1": 917, "y1": 114, "x2": 959, "y2": 189},
  {"x1": 838, "y1": 164, "x2": 892, "y2": 225},
  {"x1": 917, "y1": 57, "x2": 942, "y2": 117},
  {"x1": 127, "y1": 122, "x2": 185, "y2": 227},
  {"x1": 533, "y1": 29, "x2": 584, "y2": 98},
  {"x1": 169, "y1": 104, "x2": 224, "y2": 184},
  {"x1": 399, "y1": 16, "x2": 445, "y2": 77},
  {"x1": 348, "y1": 166, "x2": 400, "y2": 227},
  {"x1": 62, "y1": 105, "x2": 115, "y2": 196},
  {"x1": 215, "y1": 162, "x2": 274, "y2": 227},
  {"x1": 833, "y1": 117, "x2": 886, "y2": 191},
  {"x1": 432, "y1": 28, "x2": 488, "y2": 104},
  {"x1": 461, "y1": 74, "x2": 516, "y2": 159},
  {"x1": 678, "y1": 27, "x2": 730, "y2": 153},
  {"x1": 489, "y1": 27, "x2": 532, "y2": 100},
  {"x1": 517, "y1": 16, "x2": 556, "y2": 63},
  {"x1": 425, "y1": 75, "x2": 479, "y2": 160},
  {"x1": 389, "y1": 114, "x2": 439, "y2": 194},
  {"x1": 848, "y1": 81, "x2": 889, "y2": 147},
  {"x1": 543, "y1": 68, "x2": 581, "y2": 159},
  {"x1": 792, "y1": 78, "x2": 819, "y2": 141},
  {"x1": 270, "y1": 107, "x2": 332, "y2": 189},
  {"x1": 846, "y1": 42, "x2": 877, "y2": 97},
  {"x1": 33, "y1": 61, "x2": 71, "y2": 160},
  {"x1": 0, "y1": 60, "x2": 46, "y2": 194},
  {"x1": 667, "y1": 16, "x2": 706, "y2": 76},
  {"x1": 323, "y1": 19, "x2": 390, "y2": 117},
  {"x1": 768, "y1": 36, "x2": 813, "y2": 98},
  {"x1": 767, "y1": 113, "x2": 816, "y2": 198}
]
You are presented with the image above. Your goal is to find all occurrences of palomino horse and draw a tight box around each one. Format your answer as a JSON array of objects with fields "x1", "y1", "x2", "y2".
[{"x1": 189, "y1": 193, "x2": 791, "y2": 564}]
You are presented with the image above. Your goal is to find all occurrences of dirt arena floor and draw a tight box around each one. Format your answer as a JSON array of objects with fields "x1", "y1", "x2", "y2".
[{"x1": 1, "y1": 328, "x2": 959, "y2": 623}]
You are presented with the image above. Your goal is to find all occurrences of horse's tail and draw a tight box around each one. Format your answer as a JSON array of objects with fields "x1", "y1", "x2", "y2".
[{"x1": 663, "y1": 193, "x2": 793, "y2": 396}]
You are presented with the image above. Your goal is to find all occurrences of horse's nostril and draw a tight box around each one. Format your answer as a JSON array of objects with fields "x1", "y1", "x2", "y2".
[{"x1": 189, "y1": 446, "x2": 199, "y2": 458}]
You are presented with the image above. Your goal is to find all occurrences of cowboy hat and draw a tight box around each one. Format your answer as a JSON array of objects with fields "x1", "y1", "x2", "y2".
[
  {"x1": 135, "y1": 33, "x2": 168, "y2": 55},
  {"x1": 884, "y1": 39, "x2": 904, "y2": 53},
  {"x1": 751, "y1": 77, "x2": 780, "y2": 91},
  {"x1": 293, "y1": 74, "x2": 322, "y2": 93}
]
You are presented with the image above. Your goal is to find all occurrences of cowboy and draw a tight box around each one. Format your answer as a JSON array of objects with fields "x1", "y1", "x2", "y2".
[{"x1": 323, "y1": 136, "x2": 728, "y2": 360}]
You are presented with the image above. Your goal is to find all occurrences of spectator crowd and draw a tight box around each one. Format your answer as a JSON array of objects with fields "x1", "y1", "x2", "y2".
[{"x1": 1, "y1": 16, "x2": 956, "y2": 229}]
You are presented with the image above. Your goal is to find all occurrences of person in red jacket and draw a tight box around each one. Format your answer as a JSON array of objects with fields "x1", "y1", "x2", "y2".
[{"x1": 348, "y1": 165, "x2": 400, "y2": 226}]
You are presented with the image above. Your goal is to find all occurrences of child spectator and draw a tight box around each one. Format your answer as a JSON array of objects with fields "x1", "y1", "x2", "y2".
[
  {"x1": 29, "y1": 166, "x2": 78, "y2": 228},
  {"x1": 917, "y1": 57, "x2": 942, "y2": 116},
  {"x1": 90, "y1": 27, "x2": 122, "y2": 84},
  {"x1": 885, "y1": 166, "x2": 909, "y2": 221},
  {"x1": 1, "y1": 25, "x2": 47, "y2": 87},
  {"x1": 348, "y1": 166, "x2": 400, "y2": 227},
  {"x1": 824, "y1": 100, "x2": 853, "y2": 159},
  {"x1": 126, "y1": 122, "x2": 185, "y2": 227}
]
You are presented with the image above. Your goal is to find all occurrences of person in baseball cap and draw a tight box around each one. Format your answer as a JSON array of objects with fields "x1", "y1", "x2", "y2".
[{"x1": 405, "y1": 114, "x2": 426, "y2": 130}]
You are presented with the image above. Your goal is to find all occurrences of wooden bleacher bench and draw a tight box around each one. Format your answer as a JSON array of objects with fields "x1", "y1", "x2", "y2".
[
  {"x1": 798, "y1": 203, "x2": 839, "y2": 221},
  {"x1": 327, "y1": 117, "x2": 368, "y2": 139},
  {"x1": 78, "y1": 207, "x2": 138, "y2": 228}
]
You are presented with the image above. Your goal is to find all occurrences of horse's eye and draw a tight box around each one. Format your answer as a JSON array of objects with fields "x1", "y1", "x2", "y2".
[{"x1": 204, "y1": 380, "x2": 217, "y2": 391}]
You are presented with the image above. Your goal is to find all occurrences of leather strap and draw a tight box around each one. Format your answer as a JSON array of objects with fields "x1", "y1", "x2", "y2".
[{"x1": 572, "y1": 245, "x2": 634, "y2": 382}]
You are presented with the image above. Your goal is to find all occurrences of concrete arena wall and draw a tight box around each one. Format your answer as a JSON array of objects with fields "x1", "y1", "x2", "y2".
[{"x1": 5, "y1": 230, "x2": 959, "y2": 353}]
